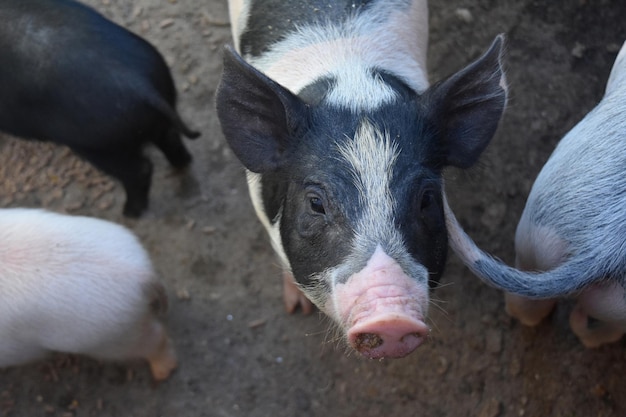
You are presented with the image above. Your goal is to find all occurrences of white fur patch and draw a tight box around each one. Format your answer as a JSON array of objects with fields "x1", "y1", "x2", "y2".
[
  {"x1": 242, "y1": 0, "x2": 429, "y2": 111},
  {"x1": 337, "y1": 120, "x2": 420, "y2": 267},
  {"x1": 246, "y1": 171, "x2": 291, "y2": 270},
  {"x1": 338, "y1": 120, "x2": 398, "y2": 235}
]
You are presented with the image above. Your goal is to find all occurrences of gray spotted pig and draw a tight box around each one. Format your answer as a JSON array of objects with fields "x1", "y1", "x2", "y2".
[
  {"x1": 445, "y1": 41, "x2": 626, "y2": 348},
  {"x1": 0, "y1": 208, "x2": 177, "y2": 380}
]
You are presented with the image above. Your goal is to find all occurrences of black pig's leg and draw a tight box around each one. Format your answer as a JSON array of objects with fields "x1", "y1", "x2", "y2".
[
  {"x1": 75, "y1": 148, "x2": 153, "y2": 217},
  {"x1": 152, "y1": 128, "x2": 192, "y2": 169}
]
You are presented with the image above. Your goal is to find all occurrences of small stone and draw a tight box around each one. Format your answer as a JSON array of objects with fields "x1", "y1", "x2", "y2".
[
  {"x1": 478, "y1": 398, "x2": 501, "y2": 417},
  {"x1": 160, "y1": 18, "x2": 175, "y2": 29},
  {"x1": 176, "y1": 289, "x2": 191, "y2": 301},
  {"x1": 480, "y1": 202, "x2": 507, "y2": 231},
  {"x1": 131, "y1": 6, "x2": 142, "y2": 20},
  {"x1": 248, "y1": 319, "x2": 267, "y2": 329},
  {"x1": 455, "y1": 8, "x2": 473, "y2": 23},
  {"x1": 571, "y1": 42, "x2": 586, "y2": 58},
  {"x1": 202, "y1": 226, "x2": 216, "y2": 234}
]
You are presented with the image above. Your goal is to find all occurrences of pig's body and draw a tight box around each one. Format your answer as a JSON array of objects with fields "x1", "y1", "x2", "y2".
[
  {"x1": 0, "y1": 0, "x2": 200, "y2": 217},
  {"x1": 217, "y1": 0, "x2": 508, "y2": 358},
  {"x1": 445, "y1": 41, "x2": 626, "y2": 348},
  {"x1": 0, "y1": 208, "x2": 177, "y2": 380}
]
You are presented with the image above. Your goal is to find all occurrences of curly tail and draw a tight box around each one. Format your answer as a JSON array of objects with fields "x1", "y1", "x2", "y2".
[
  {"x1": 443, "y1": 194, "x2": 601, "y2": 299},
  {"x1": 150, "y1": 94, "x2": 201, "y2": 139}
]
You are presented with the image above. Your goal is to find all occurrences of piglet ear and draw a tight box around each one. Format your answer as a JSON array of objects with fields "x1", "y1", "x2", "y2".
[
  {"x1": 216, "y1": 46, "x2": 308, "y2": 173},
  {"x1": 427, "y1": 34, "x2": 507, "y2": 169}
]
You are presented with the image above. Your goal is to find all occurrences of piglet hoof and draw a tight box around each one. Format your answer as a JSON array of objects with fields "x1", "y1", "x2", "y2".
[
  {"x1": 504, "y1": 292, "x2": 556, "y2": 326},
  {"x1": 569, "y1": 304, "x2": 624, "y2": 348},
  {"x1": 282, "y1": 271, "x2": 314, "y2": 315},
  {"x1": 147, "y1": 337, "x2": 178, "y2": 382}
]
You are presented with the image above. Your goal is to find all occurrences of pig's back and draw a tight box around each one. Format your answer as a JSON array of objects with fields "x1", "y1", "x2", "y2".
[
  {"x1": 0, "y1": 0, "x2": 174, "y2": 144},
  {"x1": 0, "y1": 209, "x2": 155, "y2": 354},
  {"x1": 516, "y1": 50, "x2": 626, "y2": 276}
]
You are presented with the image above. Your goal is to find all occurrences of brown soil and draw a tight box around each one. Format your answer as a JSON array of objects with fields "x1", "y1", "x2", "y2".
[{"x1": 1, "y1": 1, "x2": 625, "y2": 416}]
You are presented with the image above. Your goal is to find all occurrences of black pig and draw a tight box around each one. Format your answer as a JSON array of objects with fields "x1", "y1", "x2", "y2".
[{"x1": 0, "y1": 0, "x2": 200, "y2": 216}]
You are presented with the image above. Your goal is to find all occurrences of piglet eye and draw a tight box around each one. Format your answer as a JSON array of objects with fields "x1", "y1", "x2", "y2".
[
  {"x1": 420, "y1": 188, "x2": 435, "y2": 211},
  {"x1": 309, "y1": 196, "x2": 326, "y2": 215}
]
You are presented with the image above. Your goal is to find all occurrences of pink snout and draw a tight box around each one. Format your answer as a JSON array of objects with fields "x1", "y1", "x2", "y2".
[
  {"x1": 347, "y1": 315, "x2": 429, "y2": 359},
  {"x1": 332, "y1": 246, "x2": 431, "y2": 359}
]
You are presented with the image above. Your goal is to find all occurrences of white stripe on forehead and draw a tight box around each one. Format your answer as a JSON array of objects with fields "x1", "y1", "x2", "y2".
[
  {"x1": 338, "y1": 120, "x2": 400, "y2": 244},
  {"x1": 305, "y1": 121, "x2": 428, "y2": 312},
  {"x1": 245, "y1": 1, "x2": 428, "y2": 111}
]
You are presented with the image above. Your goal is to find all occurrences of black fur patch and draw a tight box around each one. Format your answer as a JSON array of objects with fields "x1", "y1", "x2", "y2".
[
  {"x1": 260, "y1": 70, "x2": 447, "y2": 286},
  {"x1": 239, "y1": 0, "x2": 377, "y2": 57}
]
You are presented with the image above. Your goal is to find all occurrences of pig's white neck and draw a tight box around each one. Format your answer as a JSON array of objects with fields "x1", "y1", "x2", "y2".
[{"x1": 244, "y1": 1, "x2": 429, "y2": 111}]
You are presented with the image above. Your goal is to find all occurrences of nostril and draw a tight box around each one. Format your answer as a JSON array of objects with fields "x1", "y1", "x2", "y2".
[
  {"x1": 354, "y1": 333, "x2": 384, "y2": 351},
  {"x1": 402, "y1": 332, "x2": 423, "y2": 342},
  {"x1": 399, "y1": 332, "x2": 427, "y2": 349}
]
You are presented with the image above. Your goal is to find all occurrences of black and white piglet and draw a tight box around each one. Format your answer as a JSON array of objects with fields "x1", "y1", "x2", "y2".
[
  {"x1": 0, "y1": 0, "x2": 200, "y2": 217},
  {"x1": 217, "y1": 0, "x2": 507, "y2": 358},
  {"x1": 446, "y1": 41, "x2": 626, "y2": 348},
  {"x1": 0, "y1": 208, "x2": 177, "y2": 381}
]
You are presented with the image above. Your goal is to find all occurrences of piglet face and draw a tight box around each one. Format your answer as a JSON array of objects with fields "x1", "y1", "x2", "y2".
[
  {"x1": 275, "y1": 99, "x2": 449, "y2": 291},
  {"x1": 267, "y1": 93, "x2": 449, "y2": 359}
]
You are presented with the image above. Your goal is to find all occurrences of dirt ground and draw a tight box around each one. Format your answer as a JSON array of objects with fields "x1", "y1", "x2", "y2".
[{"x1": 1, "y1": 0, "x2": 626, "y2": 416}]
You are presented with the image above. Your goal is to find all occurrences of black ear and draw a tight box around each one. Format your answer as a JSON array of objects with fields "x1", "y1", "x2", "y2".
[
  {"x1": 215, "y1": 45, "x2": 308, "y2": 173},
  {"x1": 427, "y1": 34, "x2": 507, "y2": 169}
]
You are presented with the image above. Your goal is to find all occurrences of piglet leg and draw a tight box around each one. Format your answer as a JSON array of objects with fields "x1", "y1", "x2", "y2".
[
  {"x1": 505, "y1": 293, "x2": 557, "y2": 326},
  {"x1": 282, "y1": 271, "x2": 314, "y2": 315},
  {"x1": 569, "y1": 282, "x2": 626, "y2": 348},
  {"x1": 569, "y1": 305, "x2": 624, "y2": 348},
  {"x1": 138, "y1": 321, "x2": 178, "y2": 381}
]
